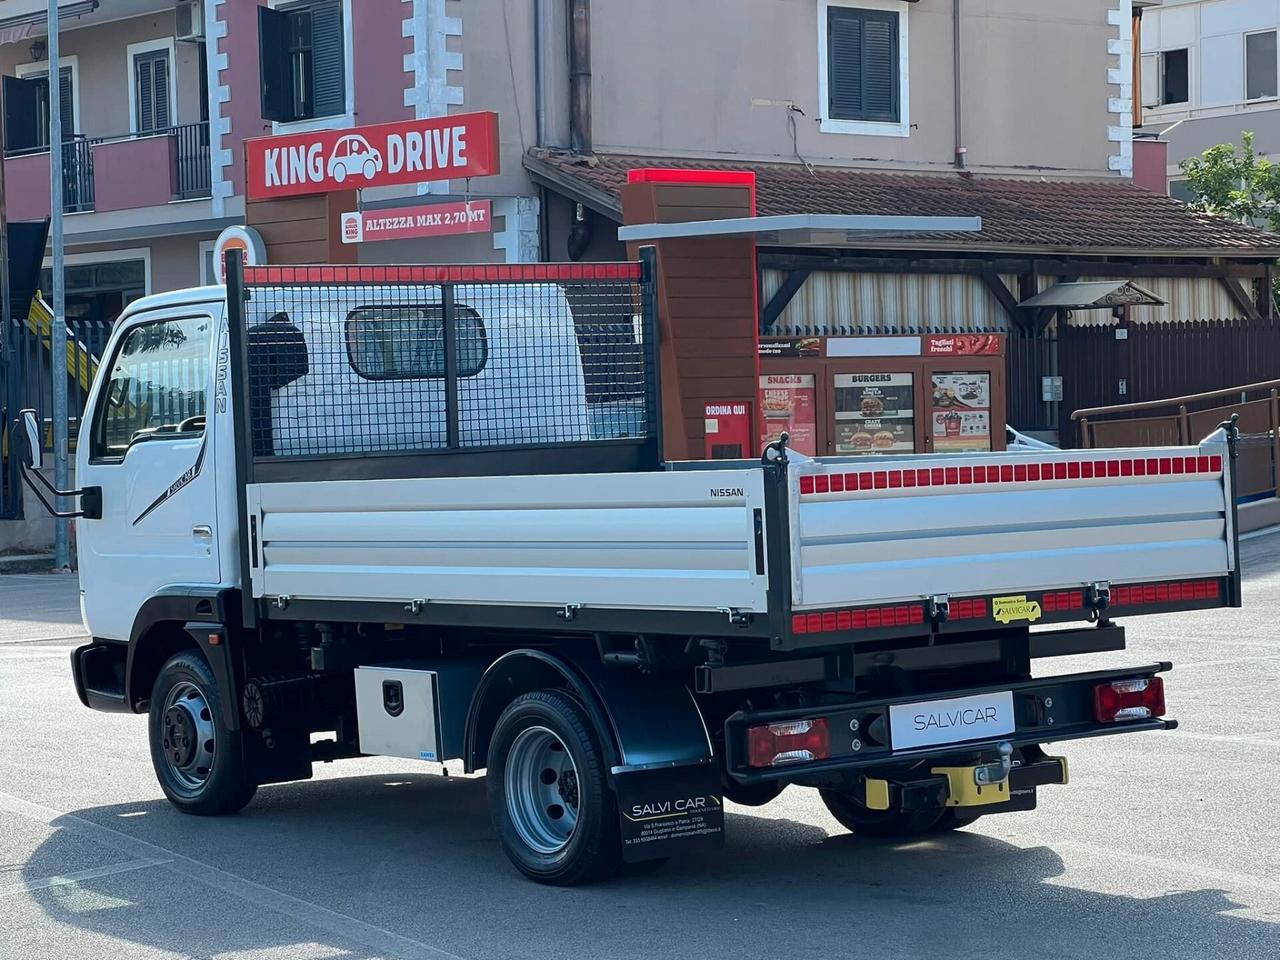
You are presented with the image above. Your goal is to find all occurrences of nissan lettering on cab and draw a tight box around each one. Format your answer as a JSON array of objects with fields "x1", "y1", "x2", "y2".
[{"x1": 16, "y1": 251, "x2": 1237, "y2": 885}]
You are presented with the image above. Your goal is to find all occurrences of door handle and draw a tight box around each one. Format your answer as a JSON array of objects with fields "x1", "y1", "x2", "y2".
[{"x1": 192, "y1": 524, "x2": 213, "y2": 540}]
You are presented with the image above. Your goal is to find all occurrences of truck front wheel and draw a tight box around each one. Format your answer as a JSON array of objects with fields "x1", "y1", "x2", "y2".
[
  {"x1": 819, "y1": 788, "x2": 944, "y2": 838},
  {"x1": 148, "y1": 651, "x2": 256, "y2": 816},
  {"x1": 486, "y1": 690, "x2": 622, "y2": 885}
]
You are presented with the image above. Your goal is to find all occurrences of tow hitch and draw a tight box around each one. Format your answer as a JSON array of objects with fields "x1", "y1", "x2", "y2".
[{"x1": 863, "y1": 744, "x2": 1068, "y2": 814}]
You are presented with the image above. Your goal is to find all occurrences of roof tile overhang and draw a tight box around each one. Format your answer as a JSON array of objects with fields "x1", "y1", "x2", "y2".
[{"x1": 524, "y1": 150, "x2": 1280, "y2": 260}]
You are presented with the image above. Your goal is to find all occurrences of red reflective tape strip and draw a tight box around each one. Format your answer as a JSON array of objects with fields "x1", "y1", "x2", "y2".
[
  {"x1": 795, "y1": 455, "x2": 1223, "y2": 496},
  {"x1": 243, "y1": 262, "x2": 643, "y2": 284}
]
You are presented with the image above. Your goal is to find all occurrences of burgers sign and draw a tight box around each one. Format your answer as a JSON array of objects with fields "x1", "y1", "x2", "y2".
[{"x1": 244, "y1": 111, "x2": 500, "y2": 201}]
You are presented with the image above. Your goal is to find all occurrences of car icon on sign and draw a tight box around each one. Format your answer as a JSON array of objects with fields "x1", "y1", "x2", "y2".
[{"x1": 327, "y1": 134, "x2": 383, "y2": 184}]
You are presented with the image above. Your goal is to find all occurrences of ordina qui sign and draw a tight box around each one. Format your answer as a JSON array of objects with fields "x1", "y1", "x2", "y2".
[{"x1": 244, "y1": 111, "x2": 500, "y2": 201}]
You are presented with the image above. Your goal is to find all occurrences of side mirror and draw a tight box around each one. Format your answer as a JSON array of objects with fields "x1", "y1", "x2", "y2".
[{"x1": 18, "y1": 409, "x2": 42, "y2": 471}]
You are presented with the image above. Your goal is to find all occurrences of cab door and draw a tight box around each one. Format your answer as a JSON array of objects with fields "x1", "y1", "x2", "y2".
[{"x1": 76, "y1": 310, "x2": 221, "y2": 641}]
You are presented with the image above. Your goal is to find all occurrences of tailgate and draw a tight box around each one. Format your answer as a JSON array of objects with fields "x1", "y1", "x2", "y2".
[{"x1": 784, "y1": 432, "x2": 1237, "y2": 631}]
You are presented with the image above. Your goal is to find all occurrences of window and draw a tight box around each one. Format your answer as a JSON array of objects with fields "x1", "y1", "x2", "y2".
[
  {"x1": 92, "y1": 315, "x2": 213, "y2": 459},
  {"x1": 40, "y1": 256, "x2": 147, "y2": 325},
  {"x1": 818, "y1": 1, "x2": 909, "y2": 137},
  {"x1": 345, "y1": 306, "x2": 487, "y2": 380},
  {"x1": 1246, "y1": 31, "x2": 1278, "y2": 101},
  {"x1": 1169, "y1": 178, "x2": 1196, "y2": 203},
  {"x1": 2, "y1": 66, "x2": 74, "y2": 152},
  {"x1": 1161, "y1": 48, "x2": 1189, "y2": 105},
  {"x1": 259, "y1": 1, "x2": 345, "y2": 123},
  {"x1": 133, "y1": 49, "x2": 172, "y2": 133}
]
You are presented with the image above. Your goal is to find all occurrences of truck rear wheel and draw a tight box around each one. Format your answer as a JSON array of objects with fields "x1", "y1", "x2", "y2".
[
  {"x1": 148, "y1": 651, "x2": 256, "y2": 816},
  {"x1": 819, "y1": 788, "x2": 944, "y2": 838},
  {"x1": 486, "y1": 690, "x2": 622, "y2": 885}
]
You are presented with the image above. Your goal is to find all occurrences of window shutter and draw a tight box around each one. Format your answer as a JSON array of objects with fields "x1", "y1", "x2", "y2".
[
  {"x1": 827, "y1": 7, "x2": 900, "y2": 124},
  {"x1": 136, "y1": 56, "x2": 154, "y2": 132},
  {"x1": 861, "y1": 13, "x2": 898, "y2": 122},
  {"x1": 827, "y1": 10, "x2": 864, "y2": 120},
  {"x1": 258, "y1": 5, "x2": 294, "y2": 122},
  {"x1": 153, "y1": 55, "x2": 170, "y2": 129},
  {"x1": 57, "y1": 66, "x2": 74, "y2": 135},
  {"x1": 3, "y1": 75, "x2": 42, "y2": 152},
  {"x1": 310, "y1": 1, "x2": 345, "y2": 118}
]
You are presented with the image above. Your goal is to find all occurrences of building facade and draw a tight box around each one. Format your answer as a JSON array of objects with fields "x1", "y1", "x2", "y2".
[
  {"x1": 1136, "y1": 0, "x2": 1280, "y2": 194},
  {"x1": 3, "y1": 0, "x2": 1278, "y2": 429}
]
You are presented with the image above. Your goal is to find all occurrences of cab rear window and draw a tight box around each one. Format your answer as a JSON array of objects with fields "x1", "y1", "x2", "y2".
[{"x1": 344, "y1": 305, "x2": 487, "y2": 380}]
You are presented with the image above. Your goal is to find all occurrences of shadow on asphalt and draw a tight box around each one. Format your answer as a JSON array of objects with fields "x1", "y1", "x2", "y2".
[{"x1": 23, "y1": 771, "x2": 1280, "y2": 960}]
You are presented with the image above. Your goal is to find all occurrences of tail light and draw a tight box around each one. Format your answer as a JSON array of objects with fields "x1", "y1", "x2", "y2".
[
  {"x1": 747, "y1": 718, "x2": 830, "y2": 767},
  {"x1": 1094, "y1": 677, "x2": 1165, "y2": 722}
]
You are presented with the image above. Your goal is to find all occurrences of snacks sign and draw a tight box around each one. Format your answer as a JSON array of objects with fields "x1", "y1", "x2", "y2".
[{"x1": 758, "y1": 374, "x2": 816, "y2": 456}]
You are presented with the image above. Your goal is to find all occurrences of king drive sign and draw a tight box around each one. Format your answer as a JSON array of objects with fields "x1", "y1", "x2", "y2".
[{"x1": 245, "y1": 111, "x2": 500, "y2": 201}]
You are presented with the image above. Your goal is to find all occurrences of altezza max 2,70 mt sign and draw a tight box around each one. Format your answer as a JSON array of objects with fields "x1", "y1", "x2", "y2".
[{"x1": 244, "y1": 111, "x2": 500, "y2": 201}]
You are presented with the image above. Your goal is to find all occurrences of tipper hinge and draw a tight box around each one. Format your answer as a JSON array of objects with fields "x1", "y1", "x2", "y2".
[{"x1": 927, "y1": 594, "x2": 950, "y2": 624}]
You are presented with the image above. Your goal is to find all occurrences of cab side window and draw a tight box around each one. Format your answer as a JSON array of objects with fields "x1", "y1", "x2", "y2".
[{"x1": 92, "y1": 315, "x2": 213, "y2": 460}]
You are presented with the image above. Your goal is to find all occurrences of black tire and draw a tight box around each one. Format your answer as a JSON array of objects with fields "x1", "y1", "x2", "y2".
[
  {"x1": 819, "y1": 788, "x2": 944, "y2": 838},
  {"x1": 148, "y1": 650, "x2": 256, "y2": 816},
  {"x1": 486, "y1": 690, "x2": 622, "y2": 885}
]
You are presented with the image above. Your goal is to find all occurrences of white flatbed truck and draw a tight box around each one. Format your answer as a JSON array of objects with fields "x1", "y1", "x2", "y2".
[{"x1": 17, "y1": 252, "x2": 1240, "y2": 884}]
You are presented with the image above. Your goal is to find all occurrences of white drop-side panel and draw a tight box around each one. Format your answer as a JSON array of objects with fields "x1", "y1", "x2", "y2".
[
  {"x1": 789, "y1": 443, "x2": 1233, "y2": 610},
  {"x1": 248, "y1": 470, "x2": 768, "y2": 613}
]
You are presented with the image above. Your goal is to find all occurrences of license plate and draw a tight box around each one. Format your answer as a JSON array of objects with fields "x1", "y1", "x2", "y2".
[{"x1": 888, "y1": 691, "x2": 1016, "y2": 750}]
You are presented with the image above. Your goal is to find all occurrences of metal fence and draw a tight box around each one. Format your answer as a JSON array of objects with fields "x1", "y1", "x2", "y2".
[
  {"x1": 1055, "y1": 316, "x2": 1280, "y2": 445},
  {"x1": 6, "y1": 298, "x2": 110, "y2": 449},
  {"x1": 231, "y1": 258, "x2": 661, "y2": 480}
]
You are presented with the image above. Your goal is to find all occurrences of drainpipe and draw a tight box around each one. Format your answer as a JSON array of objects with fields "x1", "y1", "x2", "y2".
[
  {"x1": 953, "y1": 0, "x2": 966, "y2": 169},
  {"x1": 534, "y1": 0, "x2": 546, "y2": 147},
  {"x1": 569, "y1": 0, "x2": 591, "y2": 154}
]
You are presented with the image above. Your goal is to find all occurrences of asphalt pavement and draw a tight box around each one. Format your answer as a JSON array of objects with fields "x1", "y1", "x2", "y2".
[{"x1": 2, "y1": 541, "x2": 1280, "y2": 960}]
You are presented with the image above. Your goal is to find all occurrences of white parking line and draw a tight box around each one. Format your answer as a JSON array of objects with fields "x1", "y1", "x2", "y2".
[
  {"x1": 0, "y1": 790, "x2": 466, "y2": 960},
  {"x1": 1, "y1": 857, "x2": 172, "y2": 897}
]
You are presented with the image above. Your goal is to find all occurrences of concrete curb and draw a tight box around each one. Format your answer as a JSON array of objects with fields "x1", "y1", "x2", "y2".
[{"x1": 0, "y1": 555, "x2": 57, "y2": 575}]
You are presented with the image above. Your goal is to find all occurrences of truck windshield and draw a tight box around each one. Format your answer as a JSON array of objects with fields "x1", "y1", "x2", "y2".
[{"x1": 92, "y1": 314, "x2": 213, "y2": 459}]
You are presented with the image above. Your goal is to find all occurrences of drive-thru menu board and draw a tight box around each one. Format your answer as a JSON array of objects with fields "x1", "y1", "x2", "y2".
[
  {"x1": 930, "y1": 372, "x2": 992, "y2": 452},
  {"x1": 759, "y1": 374, "x2": 816, "y2": 455},
  {"x1": 834, "y1": 373, "x2": 916, "y2": 455}
]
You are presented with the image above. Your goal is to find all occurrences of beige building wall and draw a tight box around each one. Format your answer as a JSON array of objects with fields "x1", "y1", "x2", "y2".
[
  {"x1": 587, "y1": 0, "x2": 1119, "y2": 176},
  {"x1": 455, "y1": 0, "x2": 1123, "y2": 181}
]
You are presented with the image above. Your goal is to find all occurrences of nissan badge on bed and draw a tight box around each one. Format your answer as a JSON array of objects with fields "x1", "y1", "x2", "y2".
[{"x1": 15, "y1": 251, "x2": 1238, "y2": 885}]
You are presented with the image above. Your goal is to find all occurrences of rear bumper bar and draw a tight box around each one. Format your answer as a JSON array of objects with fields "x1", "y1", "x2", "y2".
[{"x1": 723, "y1": 661, "x2": 1175, "y2": 784}]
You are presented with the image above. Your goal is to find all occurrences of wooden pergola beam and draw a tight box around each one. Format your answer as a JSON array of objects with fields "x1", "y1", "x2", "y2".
[
  {"x1": 759, "y1": 268, "x2": 811, "y2": 333},
  {"x1": 758, "y1": 252, "x2": 1271, "y2": 280}
]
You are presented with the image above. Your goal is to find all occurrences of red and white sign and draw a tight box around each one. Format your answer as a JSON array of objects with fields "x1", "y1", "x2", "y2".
[
  {"x1": 211, "y1": 224, "x2": 266, "y2": 284},
  {"x1": 244, "y1": 111, "x2": 500, "y2": 201},
  {"x1": 340, "y1": 200, "x2": 493, "y2": 244},
  {"x1": 925, "y1": 334, "x2": 1002, "y2": 356}
]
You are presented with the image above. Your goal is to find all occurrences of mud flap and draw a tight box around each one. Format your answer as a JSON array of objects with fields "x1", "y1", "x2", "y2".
[{"x1": 615, "y1": 761, "x2": 725, "y2": 863}]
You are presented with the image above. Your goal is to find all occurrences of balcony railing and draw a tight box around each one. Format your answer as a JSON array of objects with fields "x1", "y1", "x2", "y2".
[
  {"x1": 2, "y1": 121, "x2": 211, "y2": 213},
  {"x1": 170, "y1": 121, "x2": 212, "y2": 200},
  {"x1": 62, "y1": 136, "x2": 95, "y2": 212}
]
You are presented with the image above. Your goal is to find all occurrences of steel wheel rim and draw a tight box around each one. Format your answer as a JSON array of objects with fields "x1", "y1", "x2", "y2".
[
  {"x1": 161, "y1": 680, "x2": 217, "y2": 791},
  {"x1": 505, "y1": 725, "x2": 580, "y2": 855}
]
